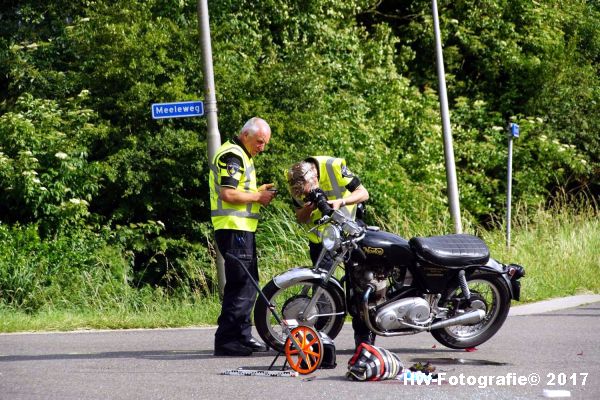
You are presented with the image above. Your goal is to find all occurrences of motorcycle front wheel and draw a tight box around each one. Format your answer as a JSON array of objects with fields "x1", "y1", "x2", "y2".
[
  {"x1": 254, "y1": 278, "x2": 346, "y2": 353},
  {"x1": 431, "y1": 273, "x2": 511, "y2": 349}
]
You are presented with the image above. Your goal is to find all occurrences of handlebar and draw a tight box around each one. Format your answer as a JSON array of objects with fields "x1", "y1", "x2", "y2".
[
  {"x1": 310, "y1": 209, "x2": 365, "y2": 239},
  {"x1": 306, "y1": 190, "x2": 365, "y2": 241}
]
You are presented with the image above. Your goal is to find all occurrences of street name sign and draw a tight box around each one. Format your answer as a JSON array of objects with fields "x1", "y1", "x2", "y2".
[{"x1": 151, "y1": 101, "x2": 204, "y2": 119}]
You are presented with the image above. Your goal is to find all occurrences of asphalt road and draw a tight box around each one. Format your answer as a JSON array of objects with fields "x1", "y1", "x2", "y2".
[{"x1": 1, "y1": 300, "x2": 599, "y2": 400}]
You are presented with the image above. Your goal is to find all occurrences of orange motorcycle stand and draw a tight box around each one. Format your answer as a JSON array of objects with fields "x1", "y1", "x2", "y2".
[{"x1": 284, "y1": 325, "x2": 323, "y2": 375}]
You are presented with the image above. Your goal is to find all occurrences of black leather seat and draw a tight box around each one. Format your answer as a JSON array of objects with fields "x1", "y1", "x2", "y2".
[{"x1": 409, "y1": 234, "x2": 490, "y2": 268}]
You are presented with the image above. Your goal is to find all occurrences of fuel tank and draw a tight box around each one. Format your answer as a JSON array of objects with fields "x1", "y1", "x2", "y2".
[{"x1": 350, "y1": 228, "x2": 415, "y2": 268}]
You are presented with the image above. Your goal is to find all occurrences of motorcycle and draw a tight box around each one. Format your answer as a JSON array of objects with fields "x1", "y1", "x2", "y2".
[{"x1": 254, "y1": 189, "x2": 525, "y2": 352}]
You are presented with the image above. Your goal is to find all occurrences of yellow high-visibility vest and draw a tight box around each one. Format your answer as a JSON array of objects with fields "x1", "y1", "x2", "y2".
[
  {"x1": 209, "y1": 140, "x2": 261, "y2": 232},
  {"x1": 298, "y1": 156, "x2": 357, "y2": 243}
]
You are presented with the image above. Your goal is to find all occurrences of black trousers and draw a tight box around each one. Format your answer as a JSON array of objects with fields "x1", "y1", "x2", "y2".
[{"x1": 214, "y1": 229, "x2": 258, "y2": 347}]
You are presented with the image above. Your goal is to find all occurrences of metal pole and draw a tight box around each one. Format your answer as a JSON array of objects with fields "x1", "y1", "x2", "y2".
[
  {"x1": 432, "y1": 0, "x2": 462, "y2": 234},
  {"x1": 506, "y1": 135, "x2": 513, "y2": 248},
  {"x1": 505, "y1": 123, "x2": 518, "y2": 248},
  {"x1": 198, "y1": 0, "x2": 225, "y2": 297}
]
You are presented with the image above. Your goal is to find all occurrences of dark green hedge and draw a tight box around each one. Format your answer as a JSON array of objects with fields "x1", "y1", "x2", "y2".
[{"x1": 1, "y1": 0, "x2": 598, "y2": 297}]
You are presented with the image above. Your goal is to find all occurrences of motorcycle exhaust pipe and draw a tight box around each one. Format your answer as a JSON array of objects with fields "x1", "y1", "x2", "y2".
[
  {"x1": 362, "y1": 286, "x2": 413, "y2": 337},
  {"x1": 428, "y1": 309, "x2": 486, "y2": 330},
  {"x1": 361, "y1": 286, "x2": 486, "y2": 336}
]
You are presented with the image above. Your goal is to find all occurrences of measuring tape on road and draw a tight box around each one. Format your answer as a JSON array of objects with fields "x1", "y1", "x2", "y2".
[{"x1": 222, "y1": 369, "x2": 298, "y2": 378}]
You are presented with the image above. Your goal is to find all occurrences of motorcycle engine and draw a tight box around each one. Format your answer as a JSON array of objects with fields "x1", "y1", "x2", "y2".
[
  {"x1": 350, "y1": 261, "x2": 432, "y2": 331},
  {"x1": 374, "y1": 297, "x2": 431, "y2": 331},
  {"x1": 350, "y1": 264, "x2": 389, "y2": 305}
]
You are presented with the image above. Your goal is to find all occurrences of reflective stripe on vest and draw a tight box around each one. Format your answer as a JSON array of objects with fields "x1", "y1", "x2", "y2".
[{"x1": 209, "y1": 141, "x2": 260, "y2": 231}]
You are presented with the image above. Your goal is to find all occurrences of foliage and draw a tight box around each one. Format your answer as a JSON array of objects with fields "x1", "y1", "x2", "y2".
[
  {"x1": 0, "y1": 222, "x2": 215, "y2": 313},
  {"x1": 450, "y1": 97, "x2": 590, "y2": 219},
  {"x1": 482, "y1": 194, "x2": 600, "y2": 302},
  {"x1": 361, "y1": 0, "x2": 600, "y2": 199},
  {"x1": 1, "y1": 196, "x2": 598, "y2": 330},
  {"x1": 0, "y1": 224, "x2": 130, "y2": 311},
  {"x1": 0, "y1": 0, "x2": 598, "y2": 314}
]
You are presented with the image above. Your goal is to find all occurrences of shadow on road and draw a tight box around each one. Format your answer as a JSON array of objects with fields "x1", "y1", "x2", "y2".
[
  {"x1": 0, "y1": 346, "x2": 463, "y2": 364},
  {"x1": 0, "y1": 349, "x2": 215, "y2": 362}
]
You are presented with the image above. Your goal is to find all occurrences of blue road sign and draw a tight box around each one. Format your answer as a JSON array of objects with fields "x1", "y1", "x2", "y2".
[
  {"x1": 509, "y1": 123, "x2": 520, "y2": 138},
  {"x1": 151, "y1": 101, "x2": 204, "y2": 119}
]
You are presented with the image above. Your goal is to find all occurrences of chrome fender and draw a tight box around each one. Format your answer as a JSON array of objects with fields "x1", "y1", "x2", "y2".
[{"x1": 273, "y1": 267, "x2": 344, "y2": 294}]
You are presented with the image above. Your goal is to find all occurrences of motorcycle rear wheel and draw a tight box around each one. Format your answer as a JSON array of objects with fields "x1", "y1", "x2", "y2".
[
  {"x1": 254, "y1": 278, "x2": 346, "y2": 353},
  {"x1": 431, "y1": 273, "x2": 511, "y2": 349}
]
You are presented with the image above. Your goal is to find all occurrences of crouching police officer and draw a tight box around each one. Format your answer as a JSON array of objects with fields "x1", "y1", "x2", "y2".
[{"x1": 287, "y1": 156, "x2": 375, "y2": 348}]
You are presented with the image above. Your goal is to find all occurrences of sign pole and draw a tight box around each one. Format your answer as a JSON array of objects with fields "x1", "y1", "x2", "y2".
[
  {"x1": 506, "y1": 123, "x2": 519, "y2": 248},
  {"x1": 432, "y1": 0, "x2": 462, "y2": 234},
  {"x1": 198, "y1": 0, "x2": 225, "y2": 297}
]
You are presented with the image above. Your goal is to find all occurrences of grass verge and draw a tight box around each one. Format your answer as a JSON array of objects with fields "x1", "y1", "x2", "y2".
[
  {"x1": 0, "y1": 293, "x2": 222, "y2": 333},
  {"x1": 1, "y1": 199, "x2": 598, "y2": 332}
]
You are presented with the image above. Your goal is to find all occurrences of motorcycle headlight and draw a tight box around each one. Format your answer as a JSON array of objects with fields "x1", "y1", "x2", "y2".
[{"x1": 322, "y1": 225, "x2": 341, "y2": 251}]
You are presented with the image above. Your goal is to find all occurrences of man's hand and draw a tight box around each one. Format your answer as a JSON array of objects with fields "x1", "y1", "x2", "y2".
[
  {"x1": 257, "y1": 183, "x2": 276, "y2": 206},
  {"x1": 258, "y1": 183, "x2": 275, "y2": 192},
  {"x1": 329, "y1": 198, "x2": 346, "y2": 210},
  {"x1": 220, "y1": 185, "x2": 275, "y2": 206},
  {"x1": 295, "y1": 201, "x2": 316, "y2": 224}
]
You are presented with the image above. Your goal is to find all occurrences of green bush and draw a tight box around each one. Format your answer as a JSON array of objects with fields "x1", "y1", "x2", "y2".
[
  {"x1": 0, "y1": 225, "x2": 130, "y2": 311},
  {"x1": 0, "y1": 0, "x2": 598, "y2": 313},
  {"x1": 0, "y1": 93, "x2": 107, "y2": 234}
]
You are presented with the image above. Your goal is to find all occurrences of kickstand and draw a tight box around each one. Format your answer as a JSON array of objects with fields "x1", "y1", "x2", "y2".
[{"x1": 268, "y1": 352, "x2": 289, "y2": 371}]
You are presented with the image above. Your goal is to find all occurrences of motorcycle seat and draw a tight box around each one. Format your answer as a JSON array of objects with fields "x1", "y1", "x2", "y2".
[{"x1": 409, "y1": 234, "x2": 490, "y2": 268}]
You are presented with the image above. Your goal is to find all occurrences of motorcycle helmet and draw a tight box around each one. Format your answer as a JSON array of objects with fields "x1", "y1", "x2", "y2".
[
  {"x1": 346, "y1": 343, "x2": 403, "y2": 381},
  {"x1": 319, "y1": 332, "x2": 337, "y2": 369}
]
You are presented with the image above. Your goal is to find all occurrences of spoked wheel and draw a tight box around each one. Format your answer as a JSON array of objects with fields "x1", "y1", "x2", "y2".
[
  {"x1": 254, "y1": 278, "x2": 345, "y2": 352},
  {"x1": 431, "y1": 273, "x2": 511, "y2": 349},
  {"x1": 284, "y1": 325, "x2": 323, "y2": 375}
]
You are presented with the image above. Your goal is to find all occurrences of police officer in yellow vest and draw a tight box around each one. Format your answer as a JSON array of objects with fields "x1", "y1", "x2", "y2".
[
  {"x1": 210, "y1": 117, "x2": 276, "y2": 356},
  {"x1": 287, "y1": 156, "x2": 375, "y2": 348}
]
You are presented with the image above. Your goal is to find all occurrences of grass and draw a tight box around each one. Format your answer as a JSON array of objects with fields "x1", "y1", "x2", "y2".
[
  {"x1": 0, "y1": 293, "x2": 223, "y2": 333},
  {"x1": 1, "y1": 198, "x2": 598, "y2": 333},
  {"x1": 480, "y1": 200, "x2": 600, "y2": 302}
]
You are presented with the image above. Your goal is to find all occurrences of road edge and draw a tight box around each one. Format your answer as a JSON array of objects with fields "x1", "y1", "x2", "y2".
[{"x1": 509, "y1": 294, "x2": 600, "y2": 316}]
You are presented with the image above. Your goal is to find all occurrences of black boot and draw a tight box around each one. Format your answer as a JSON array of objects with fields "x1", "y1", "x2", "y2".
[
  {"x1": 240, "y1": 337, "x2": 268, "y2": 352},
  {"x1": 354, "y1": 331, "x2": 376, "y2": 349},
  {"x1": 352, "y1": 317, "x2": 376, "y2": 348},
  {"x1": 214, "y1": 341, "x2": 253, "y2": 357}
]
